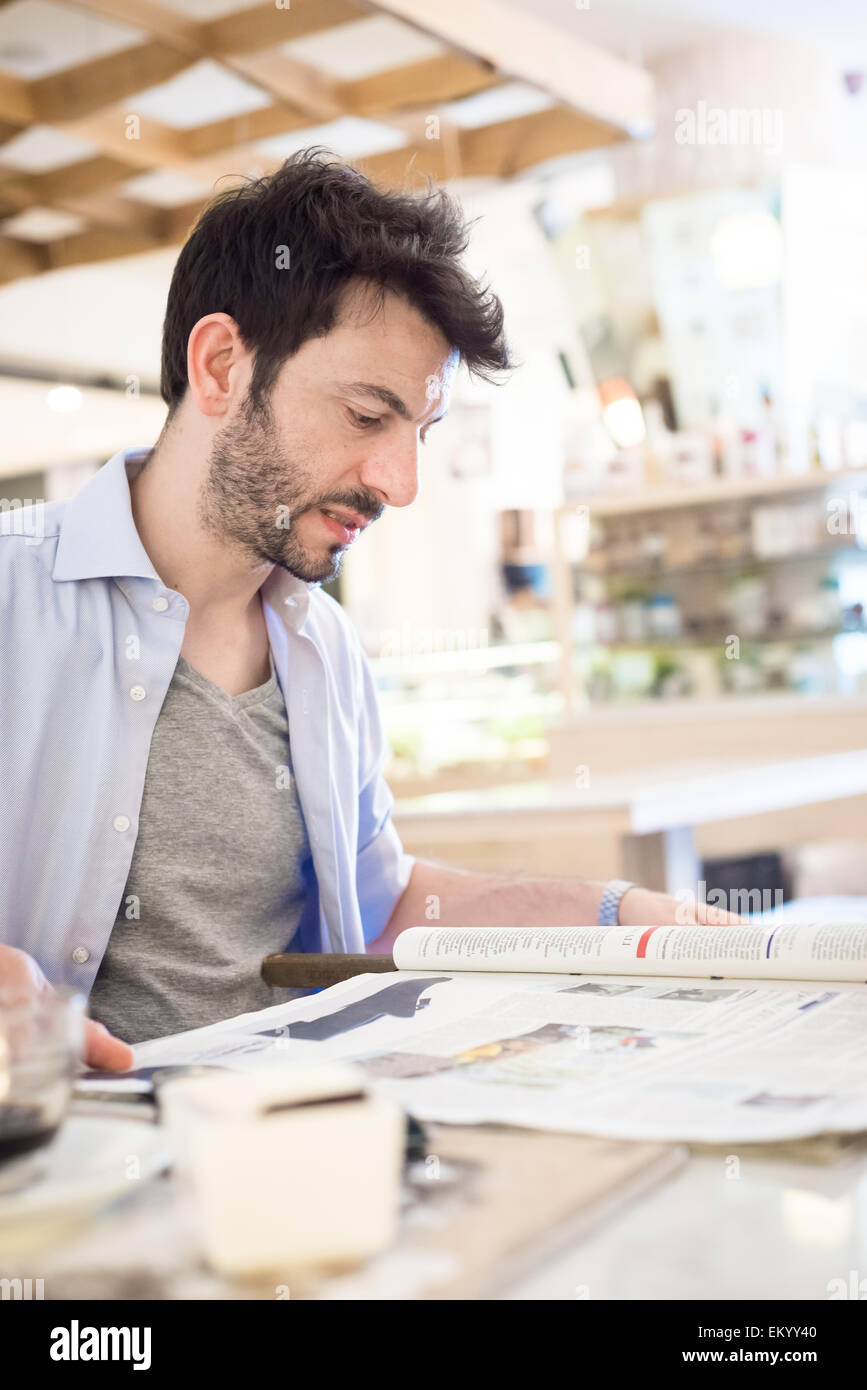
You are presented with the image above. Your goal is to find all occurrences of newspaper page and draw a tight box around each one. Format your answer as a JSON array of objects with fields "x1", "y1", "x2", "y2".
[
  {"x1": 392, "y1": 923, "x2": 867, "y2": 982},
  {"x1": 132, "y1": 967, "x2": 867, "y2": 1144}
]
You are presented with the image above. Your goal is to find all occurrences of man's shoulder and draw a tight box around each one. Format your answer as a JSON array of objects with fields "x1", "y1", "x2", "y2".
[{"x1": 0, "y1": 497, "x2": 65, "y2": 563}]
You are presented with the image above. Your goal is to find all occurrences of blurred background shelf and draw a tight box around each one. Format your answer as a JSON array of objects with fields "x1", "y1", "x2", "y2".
[{"x1": 564, "y1": 465, "x2": 867, "y2": 516}]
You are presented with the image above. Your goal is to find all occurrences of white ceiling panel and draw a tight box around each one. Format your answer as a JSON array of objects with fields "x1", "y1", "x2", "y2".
[
  {"x1": 256, "y1": 116, "x2": 409, "y2": 161},
  {"x1": 0, "y1": 0, "x2": 145, "y2": 79},
  {"x1": 126, "y1": 59, "x2": 271, "y2": 130},
  {"x1": 282, "y1": 15, "x2": 444, "y2": 80},
  {"x1": 442, "y1": 82, "x2": 555, "y2": 130},
  {"x1": 121, "y1": 168, "x2": 215, "y2": 207},
  {"x1": 0, "y1": 124, "x2": 98, "y2": 172},
  {"x1": 158, "y1": 0, "x2": 269, "y2": 19},
  {"x1": 0, "y1": 206, "x2": 87, "y2": 242}
]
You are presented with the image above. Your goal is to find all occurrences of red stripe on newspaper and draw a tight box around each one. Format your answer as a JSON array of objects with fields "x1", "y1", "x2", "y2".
[{"x1": 636, "y1": 927, "x2": 663, "y2": 958}]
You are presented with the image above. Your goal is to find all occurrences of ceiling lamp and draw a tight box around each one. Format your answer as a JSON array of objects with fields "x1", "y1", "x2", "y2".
[
  {"x1": 598, "y1": 377, "x2": 646, "y2": 449},
  {"x1": 710, "y1": 210, "x2": 783, "y2": 291}
]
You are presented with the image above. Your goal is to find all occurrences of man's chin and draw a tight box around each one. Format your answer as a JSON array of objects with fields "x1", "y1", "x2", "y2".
[{"x1": 275, "y1": 546, "x2": 343, "y2": 586}]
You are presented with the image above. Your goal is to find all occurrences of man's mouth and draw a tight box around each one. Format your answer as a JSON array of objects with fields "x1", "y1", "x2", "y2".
[{"x1": 318, "y1": 507, "x2": 368, "y2": 546}]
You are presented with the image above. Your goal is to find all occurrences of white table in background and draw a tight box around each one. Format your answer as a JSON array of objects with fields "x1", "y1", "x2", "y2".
[{"x1": 395, "y1": 751, "x2": 867, "y2": 893}]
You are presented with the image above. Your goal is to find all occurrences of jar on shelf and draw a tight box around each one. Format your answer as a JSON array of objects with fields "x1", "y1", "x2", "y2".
[
  {"x1": 725, "y1": 572, "x2": 768, "y2": 638},
  {"x1": 593, "y1": 599, "x2": 618, "y2": 645},
  {"x1": 619, "y1": 592, "x2": 649, "y2": 641},
  {"x1": 645, "y1": 593, "x2": 682, "y2": 639},
  {"x1": 819, "y1": 576, "x2": 842, "y2": 630}
]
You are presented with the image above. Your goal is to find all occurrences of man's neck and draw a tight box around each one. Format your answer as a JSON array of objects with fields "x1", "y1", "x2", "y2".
[{"x1": 130, "y1": 428, "x2": 273, "y2": 628}]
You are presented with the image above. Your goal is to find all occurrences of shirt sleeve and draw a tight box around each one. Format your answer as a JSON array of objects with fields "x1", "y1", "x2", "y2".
[{"x1": 354, "y1": 641, "x2": 416, "y2": 944}]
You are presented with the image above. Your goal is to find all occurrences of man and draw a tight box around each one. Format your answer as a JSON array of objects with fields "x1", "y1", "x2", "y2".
[{"x1": 0, "y1": 152, "x2": 733, "y2": 1071}]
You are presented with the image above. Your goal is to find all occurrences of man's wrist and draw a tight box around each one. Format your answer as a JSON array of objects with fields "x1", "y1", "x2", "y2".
[{"x1": 597, "y1": 879, "x2": 637, "y2": 926}]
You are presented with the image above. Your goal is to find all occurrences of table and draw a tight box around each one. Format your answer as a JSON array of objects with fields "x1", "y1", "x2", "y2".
[
  {"x1": 3, "y1": 1111, "x2": 865, "y2": 1300},
  {"x1": 394, "y1": 751, "x2": 867, "y2": 893}
]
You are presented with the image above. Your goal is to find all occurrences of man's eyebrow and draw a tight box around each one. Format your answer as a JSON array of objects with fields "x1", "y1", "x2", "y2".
[{"x1": 342, "y1": 381, "x2": 411, "y2": 419}]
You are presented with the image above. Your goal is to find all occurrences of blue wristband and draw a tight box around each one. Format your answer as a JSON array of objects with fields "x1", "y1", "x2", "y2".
[{"x1": 597, "y1": 880, "x2": 636, "y2": 926}]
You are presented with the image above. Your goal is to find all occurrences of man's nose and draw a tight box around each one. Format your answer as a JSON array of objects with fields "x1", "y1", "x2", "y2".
[{"x1": 359, "y1": 434, "x2": 420, "y2": 509}]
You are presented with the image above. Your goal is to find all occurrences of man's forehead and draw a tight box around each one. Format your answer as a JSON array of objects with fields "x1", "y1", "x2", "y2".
[
  {"x1": 333, "y1": 285, "x2": 455, "y2": 376},
  {"x1": 339, "y1": 363, "x2": 454, "y2": 424}
]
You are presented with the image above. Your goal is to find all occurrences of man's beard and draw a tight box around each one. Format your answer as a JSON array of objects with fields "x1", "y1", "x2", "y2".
[{"x1": 197, "y1": 392, "x2": 381, "y2": 584}]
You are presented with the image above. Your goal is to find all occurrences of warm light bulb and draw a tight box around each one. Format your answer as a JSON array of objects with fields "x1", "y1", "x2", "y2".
[
  {"x1": 46, "y1": 386, "x2": 83, "y2": 413},
  {"x1": 710, "y1": 210, "x2": 783, "y2": 291},
  {"x1": 602, "y1": 395, "x2": 646, "y2": 449}
]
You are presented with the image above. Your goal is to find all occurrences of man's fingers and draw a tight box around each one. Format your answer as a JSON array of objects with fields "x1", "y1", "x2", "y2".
[
  {"x1": 84, "y1": 1018, "x2": 135, "y2": 1071},
  {"x1": 0, "y1": 945, "x2": 53, "y2": 998}
]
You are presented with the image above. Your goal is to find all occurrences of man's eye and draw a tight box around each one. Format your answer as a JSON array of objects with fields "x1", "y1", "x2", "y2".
[{"x1": 349, "y1": 409, "x2": 380, "y2": 429}]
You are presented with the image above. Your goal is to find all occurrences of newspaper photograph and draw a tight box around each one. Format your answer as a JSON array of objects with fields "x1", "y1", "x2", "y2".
[{"x1": 131, "y1": 967, "x2": 867, "y2": 1144}]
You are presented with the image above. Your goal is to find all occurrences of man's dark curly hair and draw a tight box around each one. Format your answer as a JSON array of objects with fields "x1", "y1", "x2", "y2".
[{"x1": 160, "y1": 148, "x2": 509, "y2": 412}]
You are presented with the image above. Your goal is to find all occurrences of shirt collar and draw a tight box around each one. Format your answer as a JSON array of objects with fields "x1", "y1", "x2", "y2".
[
  {"x1": 53, "y1": 447, "x2": 162, "y2": 584},
  {"x1": 52, "y1": 445, "x2": 313, "y2": 625}
]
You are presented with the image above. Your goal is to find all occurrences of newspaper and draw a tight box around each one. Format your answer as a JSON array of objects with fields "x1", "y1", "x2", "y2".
[
  {"x1": 393, "y1": 922, "x2": 867, "y2": 982},
  {"x1": 133, "y1": 935, "x2": 867, "y2": 1144}
]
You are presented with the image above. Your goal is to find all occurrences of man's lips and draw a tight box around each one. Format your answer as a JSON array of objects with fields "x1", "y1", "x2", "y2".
[{"x1": 317, "y1": 507, "x2": 369, "y2": 546}]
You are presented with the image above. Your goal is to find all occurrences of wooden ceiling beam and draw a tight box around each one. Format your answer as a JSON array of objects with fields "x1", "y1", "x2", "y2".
[
  {"x1": 0, "y1": 237, "x2": 47, "y2": 283},
  {"x1": 200, "y1": 0, "x2": 366, "y2": 56},
  {"x1": 179, "y1": 105, "x2": 315, "y2": 161},
  {"x1": 0, "y1": 107, "x2": 630, "y2": 285},
  {"x1": 360, "y1": 104, "x2": 624, "y2": 184},
  {"x1": 367, "y1": 0, "x2": 654, "y2": 137},
  {"x1": 0, "y1": 0, "x2": 652, "y2": 285},
  {"x1": 0, "y1": 172, "x2": 166, "y2": 244},
  {"x1": 25, "y1": 154, "x2": 140, "y2": 202},
  {"x1": 360, "y1": 140, "x2": 451, "y2": 187},
  {"x1": 460, "y1": 106, "x2": 624, "y2": 179},
  {"x1": 0, "y1": 72, "x2": 35, "y2": 125},
  {"x1": 60, "y1": 0, "x2": 202, "y2": 50},
  {"x1": 29, "y1": 41, "x2": 194, "y2": 125},
  {"x1": 53, "y1": 189, "x2": 165, "y2": 234},
  {"x1": 40, "y1": 224, "x2": 165, "y2": 274},
  {"x1": 0, "y1": 117, "x2": 24, "y2": 145},
  {"x1": 227, "y1": 51, "x2": 346, "y2": 123},
  {"x1": 43, "y1": 0, "x2": 369, "y2": 129},
  {"x1": 342, "y1": 52, "x2": 500, "y2": 116},
  {"x1": 59, "y1": 109, "x2": 191, "y2": 172},
  {"x1": 40, "y1": 0, "x2": 383, "y2": 149}
]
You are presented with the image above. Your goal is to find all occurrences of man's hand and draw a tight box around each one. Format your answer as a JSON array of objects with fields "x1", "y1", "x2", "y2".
[
  {"x1": 0, "y1": 945, "x2": 134, "y2": 1071},
  {"x1": 618, "y1": 887, "x2": 746, "y2": 927}
]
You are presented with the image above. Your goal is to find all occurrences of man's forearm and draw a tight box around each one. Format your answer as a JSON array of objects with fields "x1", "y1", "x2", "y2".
[
  {"x1": 367, "y1": 857, "x2": 744, "y2": 954},
  {"x1": 369, "y1": 859, "x2": 606, "y2": 954}
]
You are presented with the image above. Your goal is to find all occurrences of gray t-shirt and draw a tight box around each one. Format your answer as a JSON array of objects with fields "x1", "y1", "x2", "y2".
[{"x1": 89, "y1": 652, "x2": 312, "y2": 1044}]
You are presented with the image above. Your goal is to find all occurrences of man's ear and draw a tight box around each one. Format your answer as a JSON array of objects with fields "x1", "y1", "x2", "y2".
[{"x1": 186, "y1": 313, "x2": 250, "y2": 418}]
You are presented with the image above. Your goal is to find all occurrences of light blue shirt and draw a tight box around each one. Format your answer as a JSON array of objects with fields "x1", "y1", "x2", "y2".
[{"x1": 0, "y1": 446, "x2": 415, "y2": 992}]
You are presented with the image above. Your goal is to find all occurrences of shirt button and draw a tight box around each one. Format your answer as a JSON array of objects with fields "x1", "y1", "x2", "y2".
[
  {"x1": 113, "y1": 815, "x2": 130, "y2": 832},
  {"x1": 130, "y1": 685, "x2": 146, "y2": 701},
  {"x1": 152, "y1": 596, "x2": 169, "y2": 612},
  {"x1": 71, "y1": 946, "x2": 89, "y2": 965}
]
